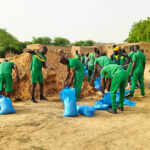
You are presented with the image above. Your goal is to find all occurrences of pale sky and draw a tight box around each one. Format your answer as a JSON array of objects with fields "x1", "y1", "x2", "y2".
[{"x1": 0, "y1": 0, "x2": 150, "y2": 43}]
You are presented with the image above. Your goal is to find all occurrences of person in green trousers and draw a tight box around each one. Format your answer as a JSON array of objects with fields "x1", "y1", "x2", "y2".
[
  {"x1": 60, "y1": 56, "x2": 84, "y2": 101},
  {"x1": 87, "y1": 48, "x2": 97, "y2": 82},
  {"x1": 101, "y1": 64, "x2": 128, "y2": 114},
  {"x1": 26, "y1": 46, "x2": 54, "y2": 103},
  {"x1": 128, "y1": 45, "x2": 146, "y2": 98},
  {"x1": 74, "y1": 50, "x2": 81, "y2": 61},
  {"x1": 0, "y1": 60, "x2": 19, "y2": 98}
]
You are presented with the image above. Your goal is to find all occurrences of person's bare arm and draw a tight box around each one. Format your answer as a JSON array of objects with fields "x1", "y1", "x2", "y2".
[
  {"x1": 101, "y1": 77, "x2": 106, "y2": 96},
  {"x1": 120, "y1": 53, "x2": 132, "y2": 62},
  {"x1": 13, "y1": 64, "x2": 19, "y2": 79},
  {"x1": 130, "y1": 61, "x2": 136, "y2": 76},
  {"x1": 43, "y1": 62, "x2": 54, "y2": 70},
  {"x1": 93, "y1": 65, "x2": 97, "y2": 80},
  {"x1": 25, "y1": 48, "x2": 36, "y2": 54},
  {"x1": 107, "y1": 78, "x2": 112, "y2": 91},
  {"x1": 69, "y1": 69, "x2": 75, "y2": 86},
  {"x1": 65, "y1": 68, "x2": 70, "y2": 81}
]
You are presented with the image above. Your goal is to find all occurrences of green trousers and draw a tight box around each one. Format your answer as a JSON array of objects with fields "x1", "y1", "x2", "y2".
[
  {"x1": 73, "y1": 67, "x2": 84, "y2": 100},
  {"x1": 131, "y1": 72, "x2": 145, "y2": 96},
  {"x1": 110, "y1": 70, "x2": 128, "y2": 110},
  {"x1": 87, "y1": 65, "x2": 94, "y2": 82}
]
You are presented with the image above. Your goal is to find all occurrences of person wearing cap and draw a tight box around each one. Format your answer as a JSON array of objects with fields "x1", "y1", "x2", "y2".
[
  {"x1": 100, "y1": 64, "x2": 128, "y2": 114},
  {"x1": 0, "y1": 59, "x2": 19, "y2": 97},
  {"x1": 60, "y1": 56, "x2": 84, "y2": 101},
  {"x1": 111, "y1": 47, "x2": 121, "y2": 65},
  {"x1": 111, "y1": 46, "x2": 131, "y2": 66},
  {"x1": 26, "y1": 46, "x2": 54, "y2": 103},
  {"x1": 74, "y1": 50, "x2": 81, "y2": 61}
]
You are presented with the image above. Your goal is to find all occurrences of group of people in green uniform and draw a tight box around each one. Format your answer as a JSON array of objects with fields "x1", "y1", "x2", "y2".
[
  {"x1": 0, "y1": 45, "x2": 146, "y2": 114},
  {"x1": 60, "y1": 45, "x2": 146, "y2": 114}
]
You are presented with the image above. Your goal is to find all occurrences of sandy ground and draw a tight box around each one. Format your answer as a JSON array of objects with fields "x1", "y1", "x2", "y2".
[{"x1": 0, "y1": 65, "x2": 150, "y2": 150}]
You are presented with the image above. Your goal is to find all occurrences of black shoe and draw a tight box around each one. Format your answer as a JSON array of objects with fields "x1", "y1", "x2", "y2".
[
  {"x1": 125, "y1": 94, "x2": 133, "y2": 98},
  {"x1": 117, "y1": 106, "x2": 124, "y2": 111},
  {"x1": 107, "y1": 108, "x2": 117, "y2": 114},
  {"x1": 31, "y1": 98, "x2": 38, "y2": 103},
  {"x1": 40, "y1": 96, "x2": 48, "y2": 100}
]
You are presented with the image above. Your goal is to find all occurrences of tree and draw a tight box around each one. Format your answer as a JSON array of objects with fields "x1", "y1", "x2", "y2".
[
  {"x1": 32, "y1": 37, "x2": 52, "y2": 45},
  {"x1": 0, "y1": 29, "x2": 23, "y2": 57},
  {"x1": 73, "y1": 40, "x2": 95, "y2": 46},
  {"x1": 125, "y1": 17, "x2": 150, "y2": 43},
  {"x1": 53, "y1": 37, "x2": 70, "y2": 46}
]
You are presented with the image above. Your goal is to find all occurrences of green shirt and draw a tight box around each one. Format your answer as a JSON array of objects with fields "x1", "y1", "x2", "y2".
[
  {"x1": 81, "y1": 56, "x2": 85, "y2": 63},
  {"x1": 120, "y1": 53, "x2": 126, "y2": 65},
  {"x1": 67, "y1": 58, "x2": 84, "y2": 71},
  {"x1": 128, "y1": 52, "x2": 135, "y2": 63},
  {"x1": 88, "y1": 52, "x2": 96, "y2": 66},
  {"x1": 74, "y1": 54, "x2": 81, "y2": 60},
  {"x1": 132, "y1": 51, "x2": 146, "y2": 74},
  {"x1": 94, "y1": 56, "x2": 113, "y2": 67},
  {"x1": 101, "y1": 64, "x2": 123, "y2": 79},
  {"x1": 0, "y1": 62, "x2": 14, "y2": 76},
  {"x1": 30, "y1": 52, "x2": 47, "y2": 74}
]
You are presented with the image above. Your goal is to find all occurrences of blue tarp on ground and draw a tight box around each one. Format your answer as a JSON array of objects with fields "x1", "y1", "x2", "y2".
[
  {"x1": 94, "y1": 91, "x2": 136, "y2": 110},
  {"x1": 94, "y1": 75, "x2": 101, "y2": 90}
]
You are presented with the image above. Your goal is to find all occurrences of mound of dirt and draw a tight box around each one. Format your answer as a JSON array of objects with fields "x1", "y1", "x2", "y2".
[{"x1": 10, "y1": 51, "x2": 98, "y2": 100}]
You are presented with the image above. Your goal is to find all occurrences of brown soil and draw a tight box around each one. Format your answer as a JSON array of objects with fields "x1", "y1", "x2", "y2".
[
  {"x1": 10, "y1": 51, "x2": 98, "y2": 100},
  {"x1": 0, "y1": 65, "x2": 149, "y2": 150}
]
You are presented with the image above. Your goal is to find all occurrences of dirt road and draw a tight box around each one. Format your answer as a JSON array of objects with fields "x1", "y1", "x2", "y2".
[{"x1": 0, "y1": 65, "x2": 149, "y2": 150}]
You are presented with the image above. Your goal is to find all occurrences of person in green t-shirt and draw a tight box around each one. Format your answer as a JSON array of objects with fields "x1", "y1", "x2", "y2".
[
  {"x1": 100, "y1": 64, "x2": 128, "y2": 114},
  {"x1": 128, "y1": 45, "x2": 146, "y2": 98},
  {"x1": 26, "y1": 46, "x2": 54, "y2": 103},
  {"x1": 0, "y1": 60, "x2": 19, "y2": 97},
  {"x1": 81, "y1": 53, "x2": 85, "y2": 64},
  {"x1": 60, "y1": 56, "x2": 84, "y2": 100},
  {"x1": 87, "y1": 48, "x2": 97, "y2": 82},
  {"x1": 120, "y1": 49, "x2": 127, "y2": 66},
  {"x1": 74, "y1": 50, "x2": 81, "y2": 61}
]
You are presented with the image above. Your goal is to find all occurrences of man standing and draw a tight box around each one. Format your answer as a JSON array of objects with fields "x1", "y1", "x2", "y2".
[
  {"x1": 87, "y1": 48, "x2": 97, "y2": 82},
  {"x1": 60, "y1": 56, "x2": 84, "y2": 101},
  {"x1": 101, "y1": 64, "x2": 128, "y2": 114},
  {"x1": 74, "y1": 50, "x2": 81, "y2": 61},
  {"x1": 26, "y1": 46, "x2": 54, "y2": 103},
  {"x1": 0, "y1": 60, "x2": 19, "y2": 97},
  {"x1": 128, "y1": 45, "x2": 146, "y2": 98}
]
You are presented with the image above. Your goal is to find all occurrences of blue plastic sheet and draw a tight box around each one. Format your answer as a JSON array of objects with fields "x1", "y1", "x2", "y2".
[
  {"x1": 77, "y1": 105, "x2": 96, "y2": 116},
  {"x1": 94, "y1": 75, "x2": 101, "y2": 90},
  {"x1": 0, "y1": 96, "x2": 16, "y2": 115},
  {"x1": 59, "y1": 88, "x2": 78, "y2": 117},
  {"x1": 84, "y1": 66, "x2": 88, "y2": 76},
  {"x1": 94, "y1": 101, "x2": 109, "y2": 110},
  {"x1": 99, "y1": 91, "x2": 136, "y2": 107},
  {"x1": 148, "y1": 85, "x2": 150, "y2": 88}
]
